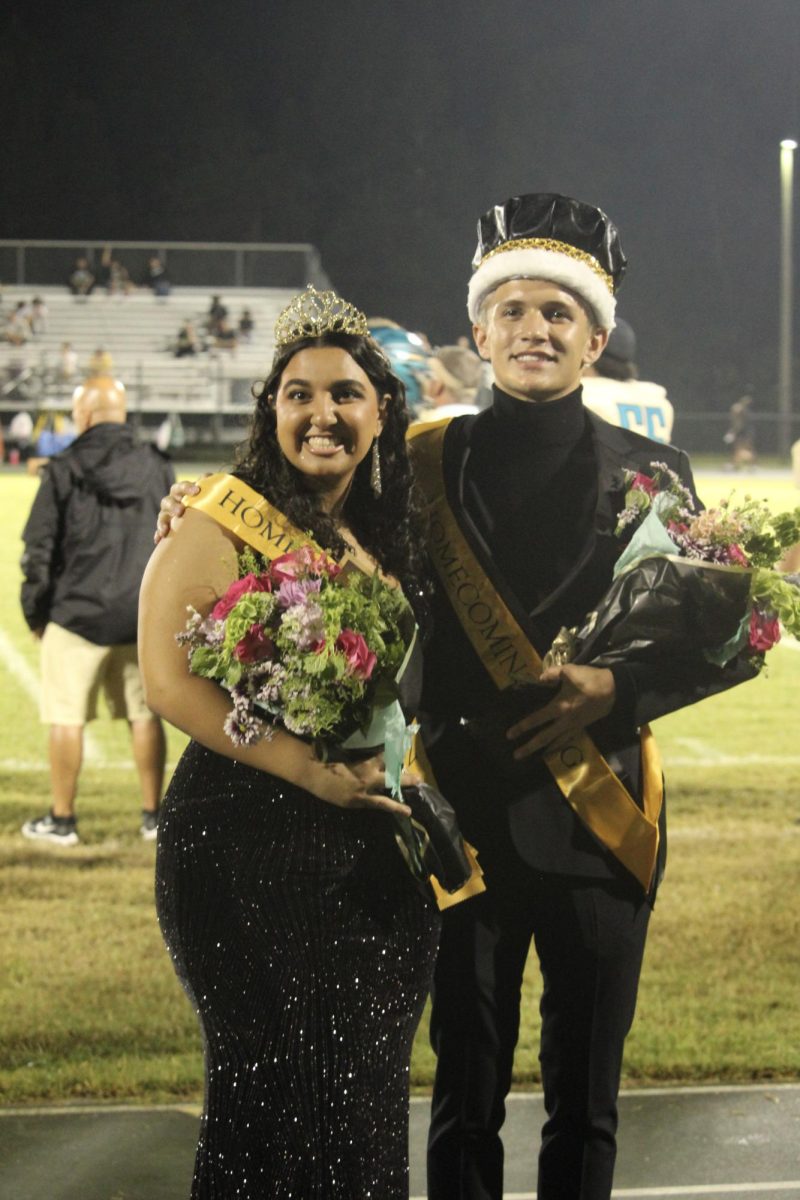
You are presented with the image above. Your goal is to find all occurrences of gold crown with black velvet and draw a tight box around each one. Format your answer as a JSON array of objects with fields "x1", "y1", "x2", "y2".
[{"x1": 274, "y1": 284, "x2": 369, "y2": 347}]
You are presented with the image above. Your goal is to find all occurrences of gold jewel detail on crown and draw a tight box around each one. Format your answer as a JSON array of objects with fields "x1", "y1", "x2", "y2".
[
  {"x1": 273, "y1": 284, "x2": 370, "y2": 347},
  {"x1": 477, "y1": 237, "x2": 615, "y2": 294}
]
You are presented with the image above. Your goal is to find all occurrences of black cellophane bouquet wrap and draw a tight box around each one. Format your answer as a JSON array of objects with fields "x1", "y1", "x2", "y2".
[
  {"x1": 545, "y1": 464, "x2": 800, "y2": 703},
  {"x1": 392, "y1": 782, "x2": 474, "y2": 894}
]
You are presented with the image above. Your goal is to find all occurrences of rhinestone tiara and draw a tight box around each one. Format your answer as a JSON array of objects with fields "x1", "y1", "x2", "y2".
[{"x1": 273, "y1": 284, "x2": 370, "y2": 347}]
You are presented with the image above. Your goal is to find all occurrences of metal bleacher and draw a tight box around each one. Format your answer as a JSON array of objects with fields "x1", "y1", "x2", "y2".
[
  {"x1": 0, "y1": 239, "x2": 331, "y2": 452},
  {"x1": 0, "y1": 284, "x2": 298, "y2": 450}
]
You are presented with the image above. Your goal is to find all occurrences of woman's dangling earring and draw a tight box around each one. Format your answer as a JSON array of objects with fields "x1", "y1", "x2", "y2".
[{"x1": 370, "y1": 436, "x2": 382, "y2": 497}]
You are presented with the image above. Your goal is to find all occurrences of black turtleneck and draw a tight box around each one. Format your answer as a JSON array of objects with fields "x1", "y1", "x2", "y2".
[{"x1": 462, "y1": 383, "x2": 597, "y2": 614}]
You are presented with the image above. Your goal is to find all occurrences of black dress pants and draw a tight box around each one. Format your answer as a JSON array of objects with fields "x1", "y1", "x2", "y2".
[{"x1": 427, "y1": 867, "x2": 651, "y2": 1200}]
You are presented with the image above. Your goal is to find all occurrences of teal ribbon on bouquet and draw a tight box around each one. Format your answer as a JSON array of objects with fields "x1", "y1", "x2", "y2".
[
  {"x1": 340, "y1": 628, "x2": 418, "y2": 797},
  {"x1": 613, "y1": 500, "x2": 682, "y2": 578}
]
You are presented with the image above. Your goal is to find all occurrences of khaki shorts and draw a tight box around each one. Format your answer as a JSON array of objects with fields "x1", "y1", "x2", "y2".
[{"x1": 40, "y1": 623, "x2": 155, "y2": 725}]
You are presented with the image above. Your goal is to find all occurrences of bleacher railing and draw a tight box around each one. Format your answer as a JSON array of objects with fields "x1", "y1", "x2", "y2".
[{"x1": 0, "y1": 239, "x2": 330, "y2": 290}]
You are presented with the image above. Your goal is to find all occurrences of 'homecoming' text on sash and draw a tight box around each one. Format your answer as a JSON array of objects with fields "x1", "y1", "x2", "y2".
[
  {"x1": 181, "y1": 473, "x2": 322, "y2": 561},
  {"x1": 408, "y1": 419, "x2": 663, "y2": 894}
]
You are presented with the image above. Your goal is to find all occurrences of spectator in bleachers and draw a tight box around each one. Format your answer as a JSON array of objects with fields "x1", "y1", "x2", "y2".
[
  {"x1": 87, "y1": 347, "x2": 114, "y2": 376},
  {"x1": 174, "y1": 319, "x2": 200, "y2": 358},
  {"x1": 205, "y1": 294, "x2": 228, "y2": 336},
  {"x1": 100, "y1": 245, "x2": 135, "y2": 296},
  {"x1": 238, "y1": 308, "x2": 255, "y2": 342},
  {"x1": 144, "y1": 255, "x2": 171, "y2": 297},
  {"x1": 68, "y1": 257, "x2": 95, "y2": 298},
  {"x1": 3, "y1": 302, "x2": 30, "y2": 346},
  {"x1": 59, "y1": 342, "x2": 79, "y2": 384},
  {"x1": 30, "y1": 296, "x2": 49, "y2": 334},
  {"x1": 214, "y1": 316, "x2": 238, "y2": 351}
]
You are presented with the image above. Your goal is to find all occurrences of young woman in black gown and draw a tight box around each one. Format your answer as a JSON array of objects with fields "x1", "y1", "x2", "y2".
[{"x1": 138, "y1": 289, "x2": 441, "y2": 1198}]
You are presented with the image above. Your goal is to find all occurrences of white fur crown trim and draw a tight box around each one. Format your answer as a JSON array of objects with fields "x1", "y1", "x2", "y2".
[{"x1": 468, "y1": 247, "x2": 617, "y2": 329}]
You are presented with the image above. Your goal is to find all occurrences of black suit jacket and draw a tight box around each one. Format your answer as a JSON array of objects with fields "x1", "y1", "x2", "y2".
[{"x1": 415, "y1": 408, "x2": 754, "y2": 894}]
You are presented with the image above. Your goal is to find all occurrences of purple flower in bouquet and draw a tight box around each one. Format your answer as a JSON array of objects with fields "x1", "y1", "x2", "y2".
[
  {"x1": 223, "y1": 685, "x2": 271, "y2": 745},
  {"x1": 276, "y1": 576, "x2": 322, "y2": 609},
  {"x1": 286, "y1": 597, "x2": 326, "y2": 652}
]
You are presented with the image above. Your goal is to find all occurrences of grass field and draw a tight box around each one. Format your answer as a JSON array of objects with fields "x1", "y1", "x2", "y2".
[{"x1": 1, "y1": 465, "x2": 799, "y2": 1104}]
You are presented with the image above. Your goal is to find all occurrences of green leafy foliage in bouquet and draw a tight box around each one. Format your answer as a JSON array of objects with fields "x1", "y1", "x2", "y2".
[
  {"x1": 177, "y1": 544, "x2": 415, "y2": 745},
  {"x1": 613, "y1": 463, "x2": 800, "y2": 664}
]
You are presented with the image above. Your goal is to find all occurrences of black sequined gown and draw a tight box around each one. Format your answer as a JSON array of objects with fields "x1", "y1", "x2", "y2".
[{"x1": 156, "y1": 684, "x2": 440, "y2": 1198}]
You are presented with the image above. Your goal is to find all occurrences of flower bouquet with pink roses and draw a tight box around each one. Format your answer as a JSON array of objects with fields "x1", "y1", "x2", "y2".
[
  {"x1": 546, "y1": 463, "x2": 800, "y2": 677},
  {"x1": 177, "y1": 544, "x2": 415, "y2": 754},
  {"x1": 178, "y1": 544, "x2": 476, "y2": 896}
]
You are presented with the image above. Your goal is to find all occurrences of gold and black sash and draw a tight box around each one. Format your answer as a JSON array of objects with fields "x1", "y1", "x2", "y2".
[
  {"x1": 408, "y1": 419, "x2": 663, "y2": 894},
  {"x1": 182, "y1": 473, "x2": 324, "y2": 560}
]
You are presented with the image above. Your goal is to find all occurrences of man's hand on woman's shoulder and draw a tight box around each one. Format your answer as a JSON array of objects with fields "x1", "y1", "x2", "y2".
[{"x1": 154, "y1": 477, "x2": 202, "y2": 543}]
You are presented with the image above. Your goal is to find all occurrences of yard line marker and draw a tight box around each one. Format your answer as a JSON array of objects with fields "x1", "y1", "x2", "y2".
[
  {"x1": 6, "y1": 753, "x2": 797, "y2": 772},
  {"x1": 669, "y1": 737, "x2": 729, "y2": 763},
  {"x1": 0, "y1": 759, "x2": 181, "y2": 772},
  {"x1": 0, "y1": 625, "x2": 41, "y2": 704},
  {"x1": 665, "y1": 753, "x2": 800, "y2": 767},
  {"x1": 0, "y1": 624, "x2": 101, "y2": 761},
  {"x1": 608, "y1": 1187, "x2": 800, "y2": 1197}
]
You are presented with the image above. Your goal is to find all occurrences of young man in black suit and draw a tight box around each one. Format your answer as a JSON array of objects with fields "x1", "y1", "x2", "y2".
[{"x1": 411, "y1": 193, "x2": 749, "y2": 1200}]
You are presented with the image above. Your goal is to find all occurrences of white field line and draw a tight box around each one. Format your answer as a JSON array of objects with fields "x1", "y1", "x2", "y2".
[
  {"x1": 1, "y1": 759, "x2": 136, "y2": 771},
  {"x1": 667, "y1": 737, "x2": 730, "y2": 764},
  {"x1": 411, "y1": 1188, "x2": 800, "y2": 1199},
  {"x1": 666, "y1": 729, "x2": 800, "y2": 768},
  {"x1": 610, "y1": 1188, "x2": 800, "y2": 1198},
  {"x1": 0, "y1": 633, "x2": 798, "y2": 775},
  {"x1": 0, "y1": 625, "x2": 101, "y2": 761},
  {"x1": 6, "y1": 1084, "x2": 799, "y2": 1116}
]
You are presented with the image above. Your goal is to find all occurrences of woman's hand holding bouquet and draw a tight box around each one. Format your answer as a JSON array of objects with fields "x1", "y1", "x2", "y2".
[{"x1": 176, "y1": 542, "x2": 473, "y2": 893}]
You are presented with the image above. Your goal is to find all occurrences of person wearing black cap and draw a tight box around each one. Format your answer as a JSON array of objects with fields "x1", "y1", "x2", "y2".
[
  {"x1": 409, "y1": 193, "x2": 742, "y2": 1200},
  {"x1": 581, "y1": 317, "x2": 675, "y2": 444}
]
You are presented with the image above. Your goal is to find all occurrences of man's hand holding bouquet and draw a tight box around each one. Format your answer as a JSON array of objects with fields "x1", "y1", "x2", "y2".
[{"x1": 545, "y1": 463, "x2": 800, "y2": 695}]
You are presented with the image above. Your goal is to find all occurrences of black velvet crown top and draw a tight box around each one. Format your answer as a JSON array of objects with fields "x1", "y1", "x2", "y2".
[{"x1": 472, "y1": 193, "x2": 627, "y2": 290}]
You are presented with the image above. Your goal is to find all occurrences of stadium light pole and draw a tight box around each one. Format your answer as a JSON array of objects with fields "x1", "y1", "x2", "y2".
[{"x1": 778, "y1": 138, "x2": 797, "y2": 459}]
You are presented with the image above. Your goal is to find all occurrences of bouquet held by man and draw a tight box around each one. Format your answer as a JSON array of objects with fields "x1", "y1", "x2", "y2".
[{"x1": 545, "y1": 462, "x2": 800, "y2": 683}]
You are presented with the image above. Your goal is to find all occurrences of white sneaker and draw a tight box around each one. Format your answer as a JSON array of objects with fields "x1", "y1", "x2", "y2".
[
  {"x1": 140, "y1": 810, "x2": 159, "y2": 841},
  {"x1": 22, "y1": 812, "x2": 80, "y2": 846}
]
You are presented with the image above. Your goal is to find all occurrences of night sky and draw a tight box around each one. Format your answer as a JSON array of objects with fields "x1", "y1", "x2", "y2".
[{"x1": 3, "y1": 0, "x2": 799, "y2": 424}]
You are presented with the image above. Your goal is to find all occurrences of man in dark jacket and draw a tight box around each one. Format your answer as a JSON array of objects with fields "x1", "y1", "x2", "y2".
[{"x1": 20, "y1": 375, "x2": 175, "y2": 845}]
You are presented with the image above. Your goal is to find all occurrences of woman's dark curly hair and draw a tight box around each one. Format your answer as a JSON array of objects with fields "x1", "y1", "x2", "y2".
[{"x1": 234, "y1": 331, "x2": 431, "y2": 619}]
